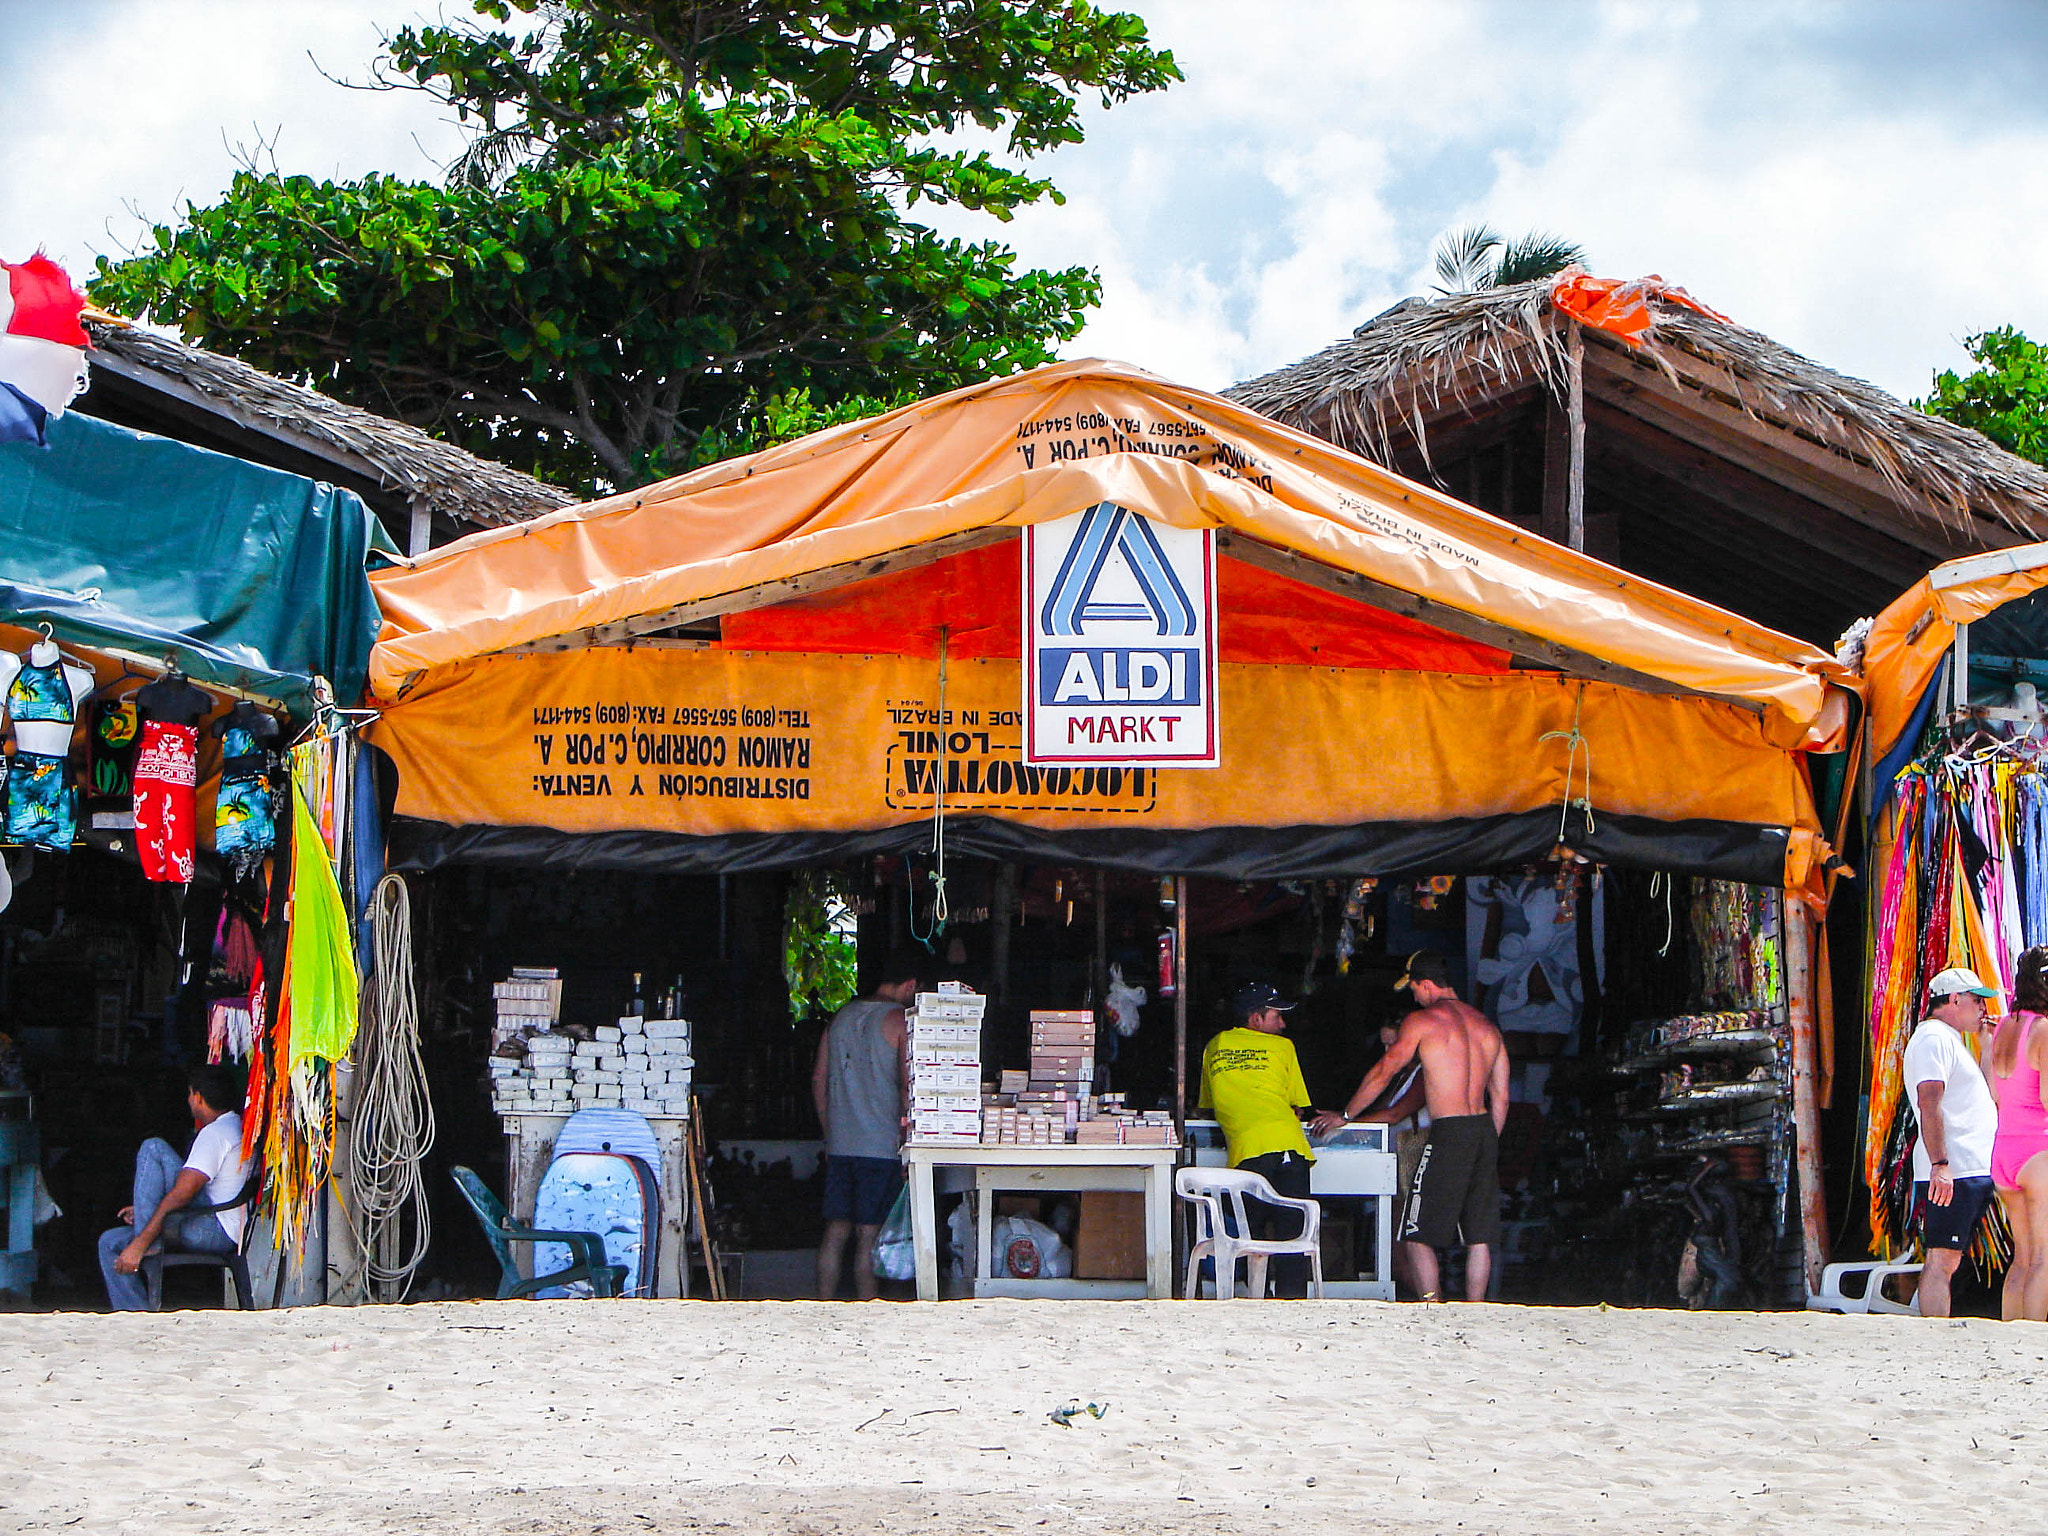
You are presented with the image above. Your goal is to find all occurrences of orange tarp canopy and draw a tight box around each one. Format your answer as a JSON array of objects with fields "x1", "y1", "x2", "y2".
[
  {"x1": 371, "y1": 646, "x2": 1828, "y2": 894},
  {"x1": 369, "y1": 360, "x2": 1839, "y2": 749},
  {"x1": 1863, "y1": 544, "x2": 2048, "y2": 762}
]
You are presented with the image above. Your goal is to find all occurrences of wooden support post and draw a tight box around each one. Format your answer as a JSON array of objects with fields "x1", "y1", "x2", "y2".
[
  {"x1": 1173, "y1": 875, "x2": 1189, "y2": 1131},
  {"x1": 1566, "y1": 326, "x2": 1586, "y2": 552},
  {"x1": 1786, "y1": 898, "x2": 1828, "y2": 1296},
  {"x1": 407, "y1": 499, "x2": 433, "y2": 557},
  {"x1": 1540, "y1": 324, "x2": 1588, "y2": 552},
  {"x1": 1094, "y1": 876, "x2": 1110, "y2": 1013},
  {"x1": 992, "y1": 862, "x2": 1018, "y2": 1006}
]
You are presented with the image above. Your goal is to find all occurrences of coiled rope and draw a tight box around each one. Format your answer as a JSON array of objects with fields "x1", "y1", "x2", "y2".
[{"x1": 349, "y1": 873, "x2": 435, "y2": 1299}]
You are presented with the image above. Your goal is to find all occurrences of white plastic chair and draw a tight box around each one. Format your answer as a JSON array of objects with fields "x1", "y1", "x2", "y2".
[
  {"x1": 1176, "y1": 1165, "x2": 1324, "y2": 1299},
  {"x1": 1807, "y1": 1259, "x2": 1923, "y2": 1316}
]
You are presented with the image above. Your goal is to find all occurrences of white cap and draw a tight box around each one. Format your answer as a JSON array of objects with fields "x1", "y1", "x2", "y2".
[{"x1": 1928, "y1": 966, "x2": 2001, "y2": 999}]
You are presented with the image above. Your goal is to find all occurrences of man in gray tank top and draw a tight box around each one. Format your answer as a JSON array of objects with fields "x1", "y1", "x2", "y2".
[{"x1": 811, "y1": 951, "x2": 919, "y2": 1299}]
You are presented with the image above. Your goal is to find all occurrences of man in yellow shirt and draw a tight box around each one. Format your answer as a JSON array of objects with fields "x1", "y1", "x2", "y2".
[{"x1": 1197, "y1": 981, "x2": 1318, "y2": 1296}]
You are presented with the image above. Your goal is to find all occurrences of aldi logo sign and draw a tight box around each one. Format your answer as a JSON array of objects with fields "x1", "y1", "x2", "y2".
[{"x1": 1024, "y1": 503, "x2": 1219, "y2": 767}]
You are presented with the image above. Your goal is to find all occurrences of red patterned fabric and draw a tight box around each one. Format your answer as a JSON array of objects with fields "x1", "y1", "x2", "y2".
[{"x1": 133, "y1": 719, "x2": 197, "y2": 883}]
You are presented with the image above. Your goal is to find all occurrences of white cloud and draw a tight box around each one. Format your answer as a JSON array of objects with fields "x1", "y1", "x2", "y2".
[
  {"x1": 0, "y1": 1, "x2": 462, "y2": 274},
  {"x1": 2, "y1": 0, "x2": 2042, "y2": 406},
  {"x1": 970, "y1": 0, "x2": 2048, "y2": 398}
]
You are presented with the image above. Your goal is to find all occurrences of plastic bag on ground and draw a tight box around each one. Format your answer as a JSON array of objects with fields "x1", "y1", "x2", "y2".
[
  {"x1": 991, "y1": 1214, "x2": 1070, "y2": 1279},
  {"x1": 872, "y1": 1185, "x2": 916, "y2": 1281}
]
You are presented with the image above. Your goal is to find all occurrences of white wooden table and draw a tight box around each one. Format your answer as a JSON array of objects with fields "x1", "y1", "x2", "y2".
[{"x1": 901, "y1": 1143, "x2": 1180, "y2": 1301}]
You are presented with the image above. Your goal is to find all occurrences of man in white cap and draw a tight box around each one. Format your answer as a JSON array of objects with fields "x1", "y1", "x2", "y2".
[{"x1": 1904, "y1": 966, "x2": 2002, "y2": 1317}]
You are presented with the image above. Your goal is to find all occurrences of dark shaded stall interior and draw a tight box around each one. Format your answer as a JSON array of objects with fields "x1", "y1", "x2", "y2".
[{"x1": 394, "y1": 841, "x2": 1806, "y2": 1308}]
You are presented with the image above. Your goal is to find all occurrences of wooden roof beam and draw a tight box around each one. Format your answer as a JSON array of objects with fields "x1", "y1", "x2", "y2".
[
  {"x1": 1585, "y1": 403, "x2": 1934, "y2": 590},
  {"x1": 1590, "y1": 475, "x2": 1892, "y2": 620},
  {"x1": 1585, "y1": 348, "x2": 2032, "y2": 553}
]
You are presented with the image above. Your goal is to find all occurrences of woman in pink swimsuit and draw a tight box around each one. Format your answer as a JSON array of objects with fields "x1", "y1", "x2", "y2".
[{"x1": 1990, "y1": 946, "x2": 2048, "y2": 1322}]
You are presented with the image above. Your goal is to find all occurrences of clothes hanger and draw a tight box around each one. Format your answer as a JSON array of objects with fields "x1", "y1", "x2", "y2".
[{"x1": 84, "y1": 662, "x2": 148, "y2": 706}]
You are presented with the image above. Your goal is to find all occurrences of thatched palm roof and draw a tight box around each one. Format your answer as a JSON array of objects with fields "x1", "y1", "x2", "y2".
[
  {"x1": 79, "y1": 318, "x2": 569, "y2": 544},
  {"x1": 1227, "y1": 280, "x2": 2048, "y2": 543}
]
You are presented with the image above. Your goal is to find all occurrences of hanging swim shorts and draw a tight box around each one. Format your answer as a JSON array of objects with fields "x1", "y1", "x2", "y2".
[
  {"x1": 133, "y1": 719, "x2": 198, "y2": 883},
  {"x1": 214, "y1": 757, "x2": 277, "y2": 876},
  {"x1": 4, "y1": 750, "x2": 74, "y2": 850}
]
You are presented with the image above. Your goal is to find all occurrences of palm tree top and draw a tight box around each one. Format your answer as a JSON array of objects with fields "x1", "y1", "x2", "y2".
[{"x1": 1432, "y1": 224, "x2": 1586, "y2": 294}]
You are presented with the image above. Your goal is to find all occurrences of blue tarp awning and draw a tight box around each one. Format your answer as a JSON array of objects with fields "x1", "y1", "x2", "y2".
[{"x1": 0, "y1": 410, "x2": 389, "y2": 714}]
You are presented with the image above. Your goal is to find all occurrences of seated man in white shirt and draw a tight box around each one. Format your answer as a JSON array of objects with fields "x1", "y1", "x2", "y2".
[{"x1": 98, "y1": 1065, "x2": 251, "y2": 1310}]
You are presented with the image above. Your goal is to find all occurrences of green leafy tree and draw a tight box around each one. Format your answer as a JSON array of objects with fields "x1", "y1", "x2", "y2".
[
  {"x1": 91, "y1": 1, "x2": 1179, "y2": 491},
  {"x1": 784, "y1": 870, "x2": 859, "y2": 1021},
  {"x1": 1431, "y1": 223, "x2": 1585, "y2": 294},
  {"x1": 1921, "y1": 326, "x2": 2048, "y2": 466}
]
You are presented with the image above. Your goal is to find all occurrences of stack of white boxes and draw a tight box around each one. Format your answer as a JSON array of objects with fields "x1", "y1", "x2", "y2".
[
  {"x1": 909, "y1": 984, "x2": 985, "y2": 1144},
  {"x1": 487, "y1": 968, "x2": 695, "y2": 1119},
  {"x1": 490, "y1": 1030, "x2": 574, "y2": 1115},
  {"x1": 492, "y1": 968, "x2": 562, "y2": 1044},
  {"x1": 623, "y1": 1013, "x2": 696, "y2": 1116}
]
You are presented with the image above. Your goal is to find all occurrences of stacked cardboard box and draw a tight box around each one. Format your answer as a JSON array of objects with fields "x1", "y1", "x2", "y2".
[
  {"x1": 981, "y1": 1103, "x2": 1064, "y2": 1145},
  {"x1": 909, "y1": 984, "x2": 985, "y2": 1143},
  {"x1": 490, "y1": 1030, "x2": 574, "y2": 1114},
  {"x1": 1029, "y1": 1010, "x2": 1095, "y2": 1093},
  {"x1": 980, "y1": 1098, "x2": 1178, "y2": 1148},
  {"x1": 586, "y1": 1014, "x2": 695, "y2": 1116},
  {"x1": 492, "y1": 968, "x2": 563, "y2": 1044},
  {"x1": 489, "y1": 1009, "x2": 694, "y2": 1119}
]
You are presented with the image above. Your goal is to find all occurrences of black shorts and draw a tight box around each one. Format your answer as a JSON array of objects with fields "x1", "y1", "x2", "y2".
[
  {"x1": 1915, "y1": 1175, "x2": 1996, "y2": 1250},
  {"x1": 822, "y1": 1155, "x2": 903, "y2": 1227},
  {"x1": 1401, "y1": 1114, "x2": 1502, "y2": 1248}
]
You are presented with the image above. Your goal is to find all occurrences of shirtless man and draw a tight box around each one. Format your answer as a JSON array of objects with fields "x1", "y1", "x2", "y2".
[{"x1": 1313, "y1": 950, "x2": 1507, "y2": 1301}]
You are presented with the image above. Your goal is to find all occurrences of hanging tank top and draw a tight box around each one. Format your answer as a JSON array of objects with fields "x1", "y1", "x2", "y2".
[
  {"x1": 7, "y1": 658, "x2": 74, "y2": 722},
  {"x1": 6, "y1": 655, "x2": 82, "y2": 759},
  {"x1": 824, "y1": 998, "x2": 904, "y2": 1160}
]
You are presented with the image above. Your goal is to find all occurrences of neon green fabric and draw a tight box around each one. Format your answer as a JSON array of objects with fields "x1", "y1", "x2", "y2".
[{"x1": 285, "y1": 759, "x2": 359, "y2": 1071}]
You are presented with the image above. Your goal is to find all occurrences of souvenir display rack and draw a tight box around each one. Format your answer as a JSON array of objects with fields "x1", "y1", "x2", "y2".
[{"x1": 1515, "y1": 878, "x2": 1796, "y2": 1307}]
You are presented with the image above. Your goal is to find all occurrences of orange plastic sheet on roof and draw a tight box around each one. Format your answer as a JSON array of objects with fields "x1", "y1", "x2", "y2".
[
  {"x1": 365, "y1": 645, "x2": 1824, "y2": 875},
  {"x1": 368, "y1": 361, "x2": 1839, "y2": 749},
  {"x1": 1549, "y1": 272, "x2": 1730, "y2": 346},
  {"x1": 1863, "y1": 544, "x2": 2048, "y2": 763},
  {"x1": 718, "y1": 541, "x2": 1515, "y2": 672}
]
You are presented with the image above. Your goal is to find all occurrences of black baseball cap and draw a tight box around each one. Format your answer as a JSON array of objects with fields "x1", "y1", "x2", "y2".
[{"x1": 1232, "y1": 981, "x2": 1297, "y2": 1019}]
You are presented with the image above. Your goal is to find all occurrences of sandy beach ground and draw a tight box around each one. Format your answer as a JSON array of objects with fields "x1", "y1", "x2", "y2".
[{"x1": 2, "y1": 1298, "x2": 2043, "y2": 1534}]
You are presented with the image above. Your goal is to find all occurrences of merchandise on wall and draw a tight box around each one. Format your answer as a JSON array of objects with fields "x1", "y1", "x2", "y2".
[
  {"x1": 1526, "y1": 876, "x2": 1797, "y2": 1308},
  {"x1": 1863, "y1": 735, "x2": 2045, "y2": 1262}
]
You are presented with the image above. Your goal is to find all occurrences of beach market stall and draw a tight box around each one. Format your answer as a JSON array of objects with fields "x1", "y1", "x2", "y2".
[
  {"x1": 0, "y1": 349, "x2": 398, "y2": 1307},
  {"x1": 1852, "y1": 544, "x2": 2048, "y2": 1264},
  {"x1": 363, "y1": 359, "x2": 1850, "y2": 1298}
]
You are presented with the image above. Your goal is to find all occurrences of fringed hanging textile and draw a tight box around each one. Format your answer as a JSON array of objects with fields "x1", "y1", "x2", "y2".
[
  {"x1": 1864, "y1": 747, "x2": 2042, "y2": 1265},
  {"x1": 257, "y1": 741, "x2": 362, "y2": 1245},
  {"x1": 1865, "y1": 777, "x2": 1925, "y2": 1248},
  {"x1": 231, "y1": 735, "x2": 366, "y2": 1252}
]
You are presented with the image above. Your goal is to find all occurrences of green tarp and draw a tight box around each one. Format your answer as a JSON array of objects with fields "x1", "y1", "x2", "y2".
[{"x1": 0, "y1": 410, "x2": 391, "y2": 714}]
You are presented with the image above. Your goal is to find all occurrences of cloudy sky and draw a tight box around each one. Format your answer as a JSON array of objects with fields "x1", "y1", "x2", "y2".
[{"x1": 2, "y1": 0, "x2": 2044, "y2": 401}]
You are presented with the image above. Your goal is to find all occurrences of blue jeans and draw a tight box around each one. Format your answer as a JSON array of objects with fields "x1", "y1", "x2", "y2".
[{"x1": 98, "y1": 1138, "x2": 235, "y2": 1311}]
